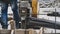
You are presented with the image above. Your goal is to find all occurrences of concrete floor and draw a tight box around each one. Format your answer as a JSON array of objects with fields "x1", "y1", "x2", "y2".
[{"x1": 0, "y1": 23, "x2": 2, "y2": 29}]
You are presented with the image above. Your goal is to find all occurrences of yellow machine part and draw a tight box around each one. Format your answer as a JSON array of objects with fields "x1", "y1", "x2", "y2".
[{"x1": 32, "y1": 0, "x2": 37, "y2": 17}]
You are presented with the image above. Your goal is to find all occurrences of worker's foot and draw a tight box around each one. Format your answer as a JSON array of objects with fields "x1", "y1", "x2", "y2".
[
  {"x1": 16, "y1": 22, "x2": 21, "y2": 29},
  {"x1": 2, "y1": 27, "x2": 8, "y2": 29},
  {"x1": 2, "y1": 25, "x2": 8, "y2": 29}
]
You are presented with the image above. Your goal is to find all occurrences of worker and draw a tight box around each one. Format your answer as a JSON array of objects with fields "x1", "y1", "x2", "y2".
[{"x1": 0, "y1": 0, "x2": 21, "y2": 29}]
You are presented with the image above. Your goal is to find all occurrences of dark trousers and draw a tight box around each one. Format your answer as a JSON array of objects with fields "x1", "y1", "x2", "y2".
[{"x1": 1, "y1": 0, "x2": 21, "y2": 29}]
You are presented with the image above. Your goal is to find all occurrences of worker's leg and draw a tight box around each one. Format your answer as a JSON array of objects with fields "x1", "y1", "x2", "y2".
[
  {"x1": 11, "y1": 0, "x2": 21, "y2": 29},
  {"x1": 1, "y1": 3, "x2": 8, "y2": 29}
]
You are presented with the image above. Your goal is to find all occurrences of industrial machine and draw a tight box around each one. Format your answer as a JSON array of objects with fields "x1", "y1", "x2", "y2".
[{"x1": 18, "y1": 0, "x2": 60, "y2": 29}]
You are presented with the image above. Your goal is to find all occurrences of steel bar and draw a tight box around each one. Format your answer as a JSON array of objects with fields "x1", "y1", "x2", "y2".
[{"x1": 28, "y1": 17, "x2": 60, "y2": 29}]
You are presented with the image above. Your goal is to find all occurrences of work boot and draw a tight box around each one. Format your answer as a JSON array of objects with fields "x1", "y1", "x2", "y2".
[
  {"x1": 2, "y1": 25, "x2": 8, "y2": 29},
  {"x1": 15, "y1": 22, "x2": 21, "y2": 29}
]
